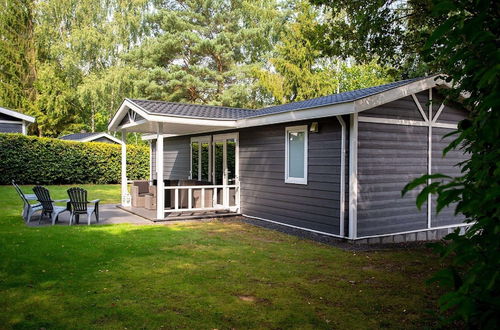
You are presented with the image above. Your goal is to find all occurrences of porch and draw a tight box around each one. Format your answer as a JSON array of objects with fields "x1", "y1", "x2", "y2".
[{"x1": 110, "y1": 99, "x2": 242, "y2": 221}]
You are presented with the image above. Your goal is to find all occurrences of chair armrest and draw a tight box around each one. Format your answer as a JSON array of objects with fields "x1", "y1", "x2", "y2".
[
  {"x1": 89, "y1": 199, "x2": 100, "y2": 204},
  {"x1": 55, "y1": 199, "x2": 70, "y2": 203}
]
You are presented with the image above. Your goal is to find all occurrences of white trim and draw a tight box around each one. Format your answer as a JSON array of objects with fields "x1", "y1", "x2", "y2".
[
  {"x1": 411, "y1": 94, "x2": 429, "y2": 122},
  {"x1": 238, "y1": 103, "x2": 355, "y2": 129},
  {"x1": 109, "y1": 99, "x2": 236, "y2": 132},
  {"x1": 156, "y1": 123, "x2": 165, "y2": 219},
  {"x1": 432, "y1": 122, "x2": 458, "y2": 129},
  {"x1": 432, "y1": 103, "x2": 445, "y2": 123},
  {"x1": 22, "y1": 122, "x2": 27, "y2": 135},
  {"x1": 353, "y1": 77, "x2": 443, "y2": 112},
  {"x1": 120, "y1": 131, "x2": 130, "y2": 206},
  {"x1": 149, "y1": 141, "x2": 153, "y2": 181},
  {"x1": 243, "y1": 215, "x2": 344, "y2": 239},
  {"x1": 358, "y1": 116, "x2": 428, "y2": 127},
  {"x1": 336, "y1": 115, "x2": 347, "y2": 237},
  {"x1": 142, "y1": 133, "x2": 178, "y2": 140},
  {"x1": 0, "y1": 119, "x2": 23, "y2": 124},
  {"x1": 79, "y1": 132, "x2": 124, "y2": 144},
  {"x1": 190, "y1": 135, "x2": 212, "y2": 180},
  {"x1": 110, "y1": 77, "x2": 446, "y2": 135},
  {"x1": 427, "y1": 88, "x2": 433, "y2": 229},
  {"x1": 284, "y1": 125, "x2": 308, "y2": 185},
  {"x1": 119, "y1": 119, "x2": 148, "y2": 130},
  {"x1": 348, "y1": 113, "x2": 358, "y2": 239},
  {"x1": 354, "y1": 223, "x2": 470, "y2": 240},
  {"x1": 0, "y1": 106, "x2": 35, "y2": 123}
]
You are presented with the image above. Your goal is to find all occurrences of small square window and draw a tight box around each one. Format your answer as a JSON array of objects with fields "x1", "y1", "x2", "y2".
[{"x1": 285, "y1": 125, "x2": 308, "y2": 184}]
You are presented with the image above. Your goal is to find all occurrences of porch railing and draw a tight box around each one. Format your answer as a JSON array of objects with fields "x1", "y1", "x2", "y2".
[{"x1": 163, "y1": 184, "x2": 239, "y2": 213}]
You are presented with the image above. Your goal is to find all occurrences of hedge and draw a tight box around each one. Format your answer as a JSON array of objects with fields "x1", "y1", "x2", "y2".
[{"x1": 0, "y1": 133, "x2": 149, "y2": 185}]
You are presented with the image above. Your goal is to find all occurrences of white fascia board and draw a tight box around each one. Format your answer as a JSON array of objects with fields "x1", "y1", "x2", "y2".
[
  {"x1": 141, "y1": 133, "x2": 178, "y2": 140},
  {"x1": 80, "y1": 132, "x2": 124, "y2": 144},
  {"x1": 354, "y1": 76, "x2": 442, "y2": 112},
  {"x1": 237, "y1": 102, "x2": 355, "y2": 128},
  {"x1": 109, "y1": 99, "x2": 237, "y2": 132},
  {"x1": 0, "y1": 107, "x2": 35, "y2": 123}
]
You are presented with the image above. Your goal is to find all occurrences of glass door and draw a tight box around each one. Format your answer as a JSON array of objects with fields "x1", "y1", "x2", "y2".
[{"x1": 212, "y1": 133, "x2": 238, "y2": 207}]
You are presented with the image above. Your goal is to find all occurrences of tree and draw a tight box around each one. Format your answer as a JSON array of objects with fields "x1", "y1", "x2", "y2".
[
  {"x1": 255, "y1": 2, "x2": 394, "y2": 104},
  {"x1": 125, "y1": 0, "x2": 284, "y2": 108},
  {"x1": 310, "y1": 0, "x2": 437, "y2": 77},
  {"x1": 398, "y1": 0, "x2": 499, "y2": 326},
  {"x1": 0, "y1": 0, "x2": 37, "y2": 114}
]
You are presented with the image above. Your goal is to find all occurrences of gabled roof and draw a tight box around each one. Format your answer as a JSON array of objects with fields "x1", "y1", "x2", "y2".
[
  {"x1": 125, "y1": 77, "x2": 425, "y2": 121},
  {"x1": 109, "y1": 75, "x2": 444, "y2": 134},
  {"x1": 0, "y1": 106, "x2": 35, "y2": 123},
  {"x1": 59, "y1": 132, "x2": 123, "y2": 144},
  {"x1": 128, "y1": 99, "x2": 257, "y2": 120}
]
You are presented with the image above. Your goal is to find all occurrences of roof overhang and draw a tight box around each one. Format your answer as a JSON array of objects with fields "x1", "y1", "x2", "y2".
[
  {"x1": 0, "y1": 106, "x2": 35, "y2": 123},
  {"x1": 80, "y1": 132, "x2": 124, "y2": 144},
  {"x1": 108, "y1": 99, "x2": 237, "y2": 135},
  {"x1": 109, "y1": 75, "x2": 445, "y2": 137}
]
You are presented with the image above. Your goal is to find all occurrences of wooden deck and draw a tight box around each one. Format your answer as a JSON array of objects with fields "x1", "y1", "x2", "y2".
[{"x1": 117, "y1": 205, "x2": 240, "y2": 222}]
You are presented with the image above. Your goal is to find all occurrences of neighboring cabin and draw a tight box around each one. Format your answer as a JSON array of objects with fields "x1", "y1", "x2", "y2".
[
  {"x1": 59, "y1": 132, "x2": 123, "y2": 144},
  {"x1": 0, "y1": 106, "x2": 35, "y2": 135},
  {"x1": 109, "y1": 76, "x2": 469, "y2": 243}
]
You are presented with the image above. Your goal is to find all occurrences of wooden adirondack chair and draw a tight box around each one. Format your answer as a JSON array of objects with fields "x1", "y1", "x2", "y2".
[
  {"x1": 12, "y1": 181, "x2": 42, "y2": 223},
  {"x1": 32, "y1": 186, "x2": 69, "y2": 225},
  {"x1": 67, "y1": 187, "x2": 100, "y2": 225}
]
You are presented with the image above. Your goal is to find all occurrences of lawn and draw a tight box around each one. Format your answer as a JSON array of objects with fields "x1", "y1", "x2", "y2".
[{"x1": 0, "y1": 185, "x2": 444, "y2": 329}]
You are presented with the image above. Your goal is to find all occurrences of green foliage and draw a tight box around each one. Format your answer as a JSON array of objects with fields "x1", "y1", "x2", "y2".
[
  {"x1": 401, "y1": 0, "x2": 500, "y2": 327},
  {"x1": 0, "y1": 133, "x2": 148, "y2": 184},
  {"x1": 0, "y1": 184, "x2": 448, "y2": 328},
  {"x1": 255, "y1": 2, "x2": 394, "y2": 104},
  {"x1": 0, "y1": 0, "x2": 36, "y2": 114},
  {"x1": 125, "y1": 0, "x2": 284, "y2": 108},
  {"x1": 310, "y1": 0, "x2": 437, "y2": 77}
]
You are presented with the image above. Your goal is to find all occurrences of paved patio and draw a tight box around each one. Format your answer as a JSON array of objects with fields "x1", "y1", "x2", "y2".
[{"x1": 27, "y1": 204, "x2": 152, "y2": 226}]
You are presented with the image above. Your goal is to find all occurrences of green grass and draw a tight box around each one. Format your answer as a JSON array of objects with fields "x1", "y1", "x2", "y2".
[{"x1": 0, "y1": 185, "x2": 444, "y2": 329}]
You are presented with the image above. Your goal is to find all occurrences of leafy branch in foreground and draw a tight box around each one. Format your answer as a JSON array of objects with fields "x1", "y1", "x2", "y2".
[{"x1": 403, "y1": 0, "x2": 499, "y2": 327}]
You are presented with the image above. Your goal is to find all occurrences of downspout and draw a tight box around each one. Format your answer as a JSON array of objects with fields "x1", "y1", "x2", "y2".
[{"x1": 336, "y1": 115, "x2": 347, "y2": 237}]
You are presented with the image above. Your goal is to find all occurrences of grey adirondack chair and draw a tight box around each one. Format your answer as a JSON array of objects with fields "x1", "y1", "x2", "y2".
[
  {"x1": 13, "y1": 181, "x2": 42, "y2": 223},
  {"x1": 67, "y1": 187, "x2": 100, "y2": 225},
  {"x1": 33, "y1": 186, "x2": 69, "y2": 225}
]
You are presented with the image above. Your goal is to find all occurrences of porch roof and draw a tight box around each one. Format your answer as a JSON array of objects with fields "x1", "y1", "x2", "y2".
[{"x1": 108, "y1": 75, "x2": 445, "y2": 135}]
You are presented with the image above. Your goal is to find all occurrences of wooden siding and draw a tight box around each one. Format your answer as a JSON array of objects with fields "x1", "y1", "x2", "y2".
[
  {"x1": 239, "y1": 117, "x2": 343, "y2": 235},
  {"x1": 356, "y1": 91, "x2": 468, "y2": 237},
  {"x1": 357, "y1": 122, "x2": 428, "y2": 236},
  {"x1": 0, "y1": 123, "x2": 22, "y2": 133},
  {"x1": 151, "y1": 136, "x2": 190, "y2": 180},
  {"x1": 431, "y1": 127, "x2": 467, "y2": 226},
  {"x1": 361, "y1": 95, "x2": 426, "y2": 121}
]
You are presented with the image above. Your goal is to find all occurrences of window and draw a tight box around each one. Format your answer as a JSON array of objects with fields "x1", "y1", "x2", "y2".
[
  {"x1": 285, "y1": 125, "x2": 308, "y2": 184},
  {"x1": 190, "y1": 136, "x2": 211, "y2": 181}
]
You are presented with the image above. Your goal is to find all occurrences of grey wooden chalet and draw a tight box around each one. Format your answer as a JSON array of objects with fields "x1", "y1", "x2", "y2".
[
  {"x1": 0, "y1": 106, "x2": 35, "y2": 135},
  {"x1": 59, "y1": 132, "x2": 123, "y2": 144},
  {"x1": 108, "y1": 76, "x2": 469, "y2": 242}
]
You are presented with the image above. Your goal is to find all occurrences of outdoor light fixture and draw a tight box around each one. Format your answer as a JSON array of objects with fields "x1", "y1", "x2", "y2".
[{"x1": 310, "y1": 122, "x2": 319, "y2": 133}]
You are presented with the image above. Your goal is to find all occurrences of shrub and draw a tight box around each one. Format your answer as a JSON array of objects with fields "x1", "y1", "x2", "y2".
[{"x1": 0, "y1": 133, "x2": 149, "y2": 184}]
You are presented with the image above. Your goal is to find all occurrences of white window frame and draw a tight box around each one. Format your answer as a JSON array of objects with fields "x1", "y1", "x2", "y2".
[
  {"x1": 190, "y1": 135, "x2": 211, "y2": 180},
  {"x1": 285, "y1": 125, "x2": 308, "y2": 185}
]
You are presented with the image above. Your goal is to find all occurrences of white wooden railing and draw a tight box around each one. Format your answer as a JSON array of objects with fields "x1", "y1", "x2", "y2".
[{"x1": 164, "y1": 184, "x2": 239, "y2": 213}]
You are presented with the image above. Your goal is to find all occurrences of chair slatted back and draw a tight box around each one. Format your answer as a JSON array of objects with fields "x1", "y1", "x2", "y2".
[
  {"x1": 12, "y1": 180, "x2": 29, "y2": 205},
  {"x1": 33, "y1": 186, "x2": 54, "y2": 212},
  {"x1": 67, "y1": 188, "x2": 88, "y2": 212}
]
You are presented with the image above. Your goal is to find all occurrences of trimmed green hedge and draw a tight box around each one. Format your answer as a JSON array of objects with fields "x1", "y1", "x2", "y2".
[{"x1": 0, "y1": 133, "x2": 149, "y2": 184}]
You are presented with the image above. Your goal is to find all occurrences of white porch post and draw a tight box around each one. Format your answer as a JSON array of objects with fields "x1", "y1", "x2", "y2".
[
  {"x1": 156, "y1": 123, "x2": 165, "y2": 219},
  {"x1": 121, "y1": 131, "x2": 130, "y2": 206}
]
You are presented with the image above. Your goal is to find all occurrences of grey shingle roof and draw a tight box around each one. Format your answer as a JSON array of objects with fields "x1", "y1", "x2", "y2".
[
  {"x1": 59, "y1": 132, "x2": 101, "y2": 140},
  {"x1": 127, "y1": 77, "x2": 427, "y2": 120},
  {"x1": 128, "y1": 99, "x2": 258, "y2": 120}
]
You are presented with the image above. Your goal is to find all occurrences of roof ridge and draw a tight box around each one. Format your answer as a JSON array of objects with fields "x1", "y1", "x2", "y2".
[{"x1": 128, "y1": 98, "x2": 255, "y2": 112}]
